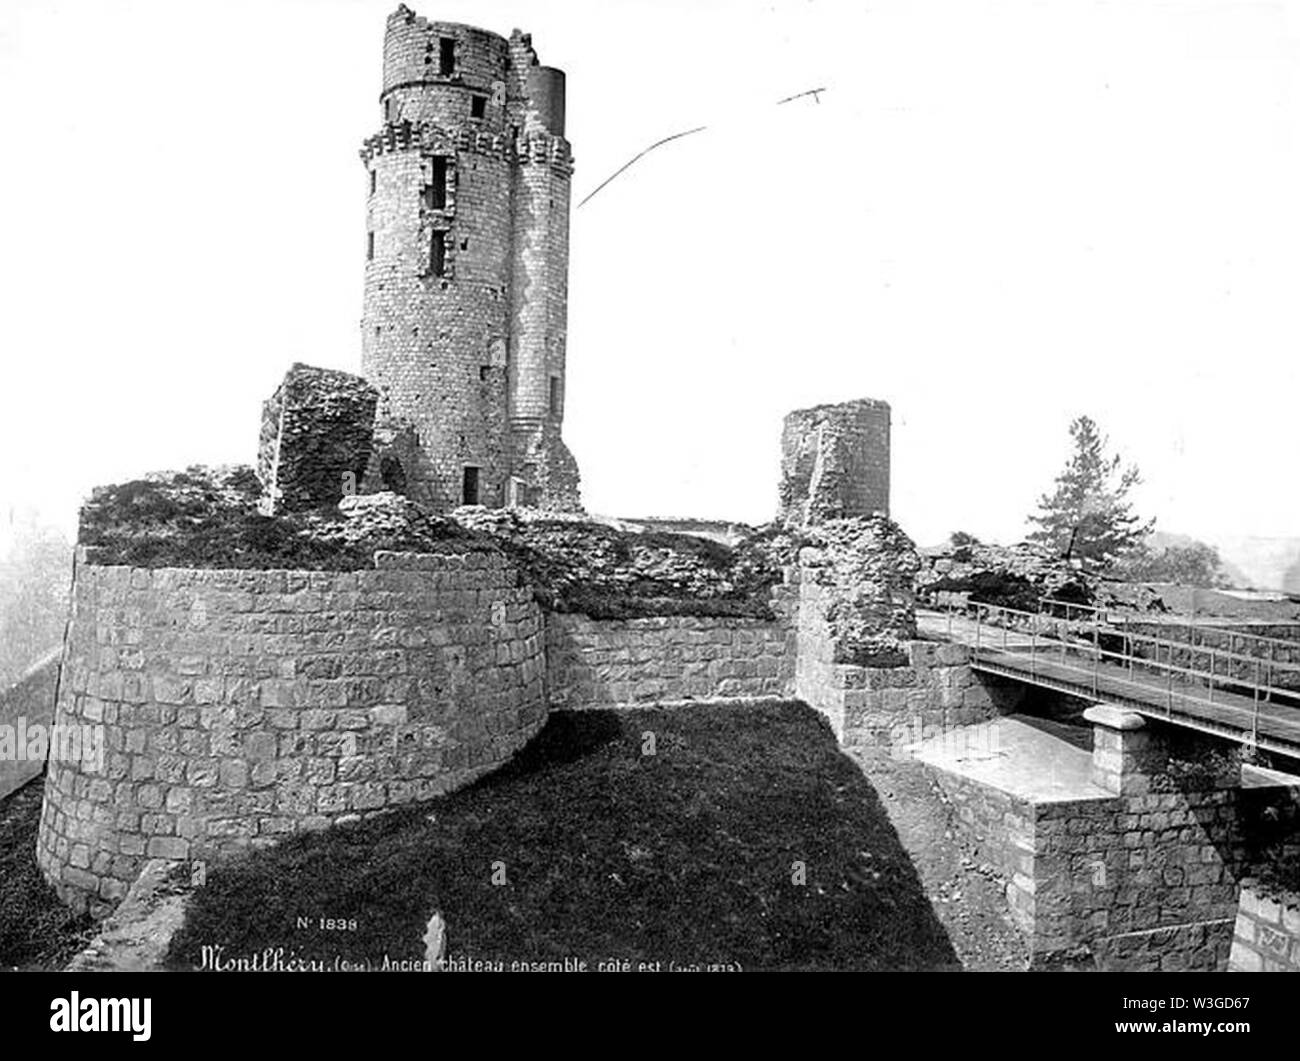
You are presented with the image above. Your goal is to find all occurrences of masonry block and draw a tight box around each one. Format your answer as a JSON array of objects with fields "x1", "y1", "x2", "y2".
[{"x1": 257, "y1": 364, "x2": 379, "y2": 514}]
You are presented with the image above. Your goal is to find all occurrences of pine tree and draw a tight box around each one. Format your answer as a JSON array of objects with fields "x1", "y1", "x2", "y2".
[{"x1": 1027, "y1": 415, "x2": 1153, "y2": 567}]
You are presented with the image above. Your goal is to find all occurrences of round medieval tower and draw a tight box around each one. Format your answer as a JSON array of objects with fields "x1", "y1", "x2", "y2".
[{"x1": 360, "y1": 5, "x2": 581, "y2": 511}]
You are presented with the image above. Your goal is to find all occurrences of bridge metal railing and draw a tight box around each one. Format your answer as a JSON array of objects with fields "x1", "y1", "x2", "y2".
[{"x1": 920, "y1": 595, "x2": 1300, "y2": 757}]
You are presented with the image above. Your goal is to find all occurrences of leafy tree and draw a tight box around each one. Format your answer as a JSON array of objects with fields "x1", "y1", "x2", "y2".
[
  {"x1": 1115, "y1": 540, "x2": 1229, "y2": 588},
  {"x1": 946, "y1": 530, "x2": 981, "y2": 562},
  {"x1": 1027, "y1": 415, "x2": 1153, "y2": 567}
]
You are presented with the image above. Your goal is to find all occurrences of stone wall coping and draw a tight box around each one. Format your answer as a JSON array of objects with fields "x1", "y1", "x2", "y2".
[
  {"x1": 75, "y1": 551, "x2": 493, "y2": 579},
  {"x1": 1083, "y1": 704, "x2": 1146, "y2": 731}
]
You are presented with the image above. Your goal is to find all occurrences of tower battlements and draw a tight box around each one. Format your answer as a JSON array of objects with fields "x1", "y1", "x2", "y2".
[
  {"x1": 360, "y1": 5, "x2": 581, "y2": 513},
  {"x1": 358, "y1": 120, "x2": 575, "y2": 173}
]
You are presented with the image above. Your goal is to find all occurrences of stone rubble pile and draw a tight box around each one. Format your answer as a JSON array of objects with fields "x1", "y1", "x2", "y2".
[
  {"x1": 916, "y1": 540, "x2": 1095, "y2": 613},
  {"x1": 327, "y1": 491, "x2": 473, "y2": 547},
  {"x1": 453, "y1": 506, "x2": 780, "y2": 617}
]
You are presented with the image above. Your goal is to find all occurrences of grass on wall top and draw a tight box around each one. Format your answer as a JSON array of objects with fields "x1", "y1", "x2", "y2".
[
  {"x1": 76, "y1": 467, "x2": 785, "y2": 619},
  {"x1": 78, "y1": 466, "x2": 490, "y2": 573}
]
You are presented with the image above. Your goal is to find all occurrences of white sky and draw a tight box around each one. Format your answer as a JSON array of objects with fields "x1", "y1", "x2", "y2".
[{"x1": 1, "y1": 0, "x2": 1297, "y2": 553}]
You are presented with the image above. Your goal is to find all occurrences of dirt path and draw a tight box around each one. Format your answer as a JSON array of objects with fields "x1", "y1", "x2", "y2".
[{"x1": 849, "y1": 748, "x2": 1031, "y2": 972}]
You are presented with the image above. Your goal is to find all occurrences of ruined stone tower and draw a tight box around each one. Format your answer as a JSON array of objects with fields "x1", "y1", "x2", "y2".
[
  {"x1": 359, "y1": 5, "x2": 581, "y2": 512},
  {"x1": 779, "y1": 399, "x2": 891, "y2": 525}
]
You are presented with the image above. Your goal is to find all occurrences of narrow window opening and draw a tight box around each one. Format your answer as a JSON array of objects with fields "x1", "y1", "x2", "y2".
[
  {"x1": 460, "y1": 239, "x2": 468, "y2": 251},
  {"x1": 470, "y1": 95, "x2": 486, "y2": 120},
  {"x1": 429, "y1": 231, "x2": 446, "y2": 277},
  {"x1": 384, "y1": 97, "x2": 396, "y2": 123},
  {"x1": 424, "y1": 157, "x2": 447, "y2": 210},
  {"x1": 369, "y1": 169, "x2": 376, "y2": 195},
  {"x1": 549, "y1": 376, "x2": 561, "y2": 417},
  {"x1": 439, "y1": 37, "x2": 456, "y2": 76},
  {"x1": 479, "y1": 366, "x2": 490, "y2": 381},
  {"x1": 367, "y1": 231, "x2": 375, "y2": 260},
  {"x1": 461, "y1": 466, "x2": 480, "y2": 506}
]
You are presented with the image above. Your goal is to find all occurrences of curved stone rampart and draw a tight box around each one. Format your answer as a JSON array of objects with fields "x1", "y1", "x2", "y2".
[{"x1": 37, "y1": 549, "x2": 546, "y2": 914}]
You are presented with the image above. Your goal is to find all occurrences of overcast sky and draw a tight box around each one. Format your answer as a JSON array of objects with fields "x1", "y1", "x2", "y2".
[{"x1": 1, "y1": 0, "x2": 1297, "y2": 555}]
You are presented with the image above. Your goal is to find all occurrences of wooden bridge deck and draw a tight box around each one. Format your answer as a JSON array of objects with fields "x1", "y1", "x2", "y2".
[{"x1": 917, "y1": 609, "x2": 1300, "y2": 758}]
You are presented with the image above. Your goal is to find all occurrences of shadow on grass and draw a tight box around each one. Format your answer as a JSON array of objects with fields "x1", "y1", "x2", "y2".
[
  {"x1": 0, "y1": 778, "x2": 97, "y2": 969},
  {"x1": 166, "y1": 702, "x2": 959, "y2": 971}
]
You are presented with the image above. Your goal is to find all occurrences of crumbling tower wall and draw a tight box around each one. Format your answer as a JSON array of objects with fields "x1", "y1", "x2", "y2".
[
  {"x1": 257, "y1": 364, "x2": 379, "y2": 514},
  {"x1": 360, "y1": 6, "x2": 580, "y2": 512},
  {"x1": 779, "y1": 399, "x2": 891, "y2": 525},
  {"x1": 505, "y1": 31, "x2": 581, "y2": 511}
]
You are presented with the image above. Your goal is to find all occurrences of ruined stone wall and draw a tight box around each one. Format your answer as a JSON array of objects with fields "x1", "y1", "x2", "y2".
[
  {"x1": 36, "y1": 550, "x2": 546, "y2": 915},
  {"x1": 256, "y1": 365, "x2": 378, "y2": 513},
  {"x1": 546, "y1": 612, "x2": 795, "y2": 710},
  {"x1": 510, "y1": 421, "x2": 582, "y2": 513},
  {"x1": 1229, "y1": 879, "x2": 1300, "y2": 972},
  {"x1": 779, "y1": 399, "x2": 890, "y2": 525},
  {"x1": 360, "y1": 418, "x2": 440, "y2": 506},
  {"x1": 788, "y1": 515, "x2": 1017, "y2": 743},
  {"x1": 0, "y1": 648, "x2": 61, "y2": 801},
  {"x1": 380, "y1": 13, "x2": 511, "y2": 130},
  {"x1": 798, "y1": 634, "x2": 1014, "y2": 748},
  {"x1": 794, "y1": 517, "x2": 920, "y2": 666}
]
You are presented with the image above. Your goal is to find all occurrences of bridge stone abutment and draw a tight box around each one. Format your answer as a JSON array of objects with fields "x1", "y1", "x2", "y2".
[
  {"x1": 1029, "y1": 707, "x2": 1250, "y2": 970},
  {"x1": 1084, "y1": 704, "x2": 1243, "y2": 796},
  {"x1": 917, "y1": 697, "x2": 1298, "y2": 970}
]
